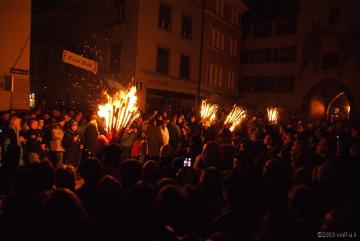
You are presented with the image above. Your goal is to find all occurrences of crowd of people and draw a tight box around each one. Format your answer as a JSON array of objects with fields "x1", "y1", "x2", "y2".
[{"x1": 0, "y1": 108, "x2": 359, "y2": 241}]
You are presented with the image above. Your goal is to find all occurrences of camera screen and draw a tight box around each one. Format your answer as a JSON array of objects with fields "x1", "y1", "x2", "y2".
[{"x1": 183, "y1": 157, "x2": 191, "y2": 167}]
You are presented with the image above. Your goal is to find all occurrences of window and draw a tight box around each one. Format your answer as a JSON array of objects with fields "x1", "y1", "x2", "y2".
[
  {"x1": 159, "y1": 4, "x2": 171, "y2": 30},
  {"x1": 180, "y1": 55, "x2": 190, "y2": 79},
  {"x1": 273, "y1": 47, "x2": 296, "y2": 63},
  {"x1": 239, "y1": 75, "x2": 295, "y2": 92},
  {"x1": 228, "y1": 38, "x2": 237, "y2": 57},
  {"x1": 227, "y1": 70, "x2": 235, "y2": 89},
  {"x1": 322, "y1": 53, "x2": 340, "y2": 69},
  {"x1": 207, "y1": 64, "x2": 214, "y2": 86},
  {"x1": 329, "y1": 8, "x2": 340, "y2": 25},
  {"x1": 253, "y1": 23, "x2": 272, "y2": 38},
  {"x1": 215, "y1": 0, "x2": 224, "y2": 18},
  {"x1": 230, "y1": 9, "x2": 239, "y2": 26},
  {"x1": 156, "y1": 47, "x2": 169, "y2": 74},
  {"x1": 241, "y1": 49, "x2": 250, "y2": 64},
  {"x1": 210, "y1": 28, "x2": 225, "y2": 52},
  {"x1": 250, "y1": 49, "x2": 272, "y2": 64},
  {"x1": 274, "y1": 20, "x2": 296, "y2": 35},
  {"x1": 242, "y1": 24, "x2": 251, "y2": 40},
  {"x1": 182, "y1": 15, "x2": 192, "y2": 39},
  {"x1": 109, "y1": 44, "x2": 121, "y2": 72},
  {"x1": 276, "y1": 76, "x2": 295, "y2": 92},
  {"x1": 114, "y1": 0, "x2": 125, "y2": 23},
  {"x1": 206, "y1": 64, "x2": 222, "y2": 87}
]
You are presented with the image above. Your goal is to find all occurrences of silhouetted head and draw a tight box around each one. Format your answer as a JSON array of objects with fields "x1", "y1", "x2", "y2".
[
  {"x1": 152, "y1": 185, "x2": 192, "y2": 236},
  {"x1": 288, "y1": 184, "x2": 317, "y2": 219},
  {"x1": 28, "y1": 161, "x2": 55, "y2": 194},
  {"x1": 199, "y1": 167, "x2": 222, "y2": 199},
  {"x1": 321, "y1": 208, "x2": 358, "y2": 232},
  {"x1": 93, "y1": 175, "x2": 122, "y2": 213},
  {"x1": 143, "y1": 160, "x2": 160, "y2": 184},
  {"x1": 202, "y1": 141, "x2": 222, "y2": 169},
  {"x1": 119, "y1": 159, "x2": 143, "y2": 188},
  {"x1": 39, "y1": 189, "x2": 89, "y2": 241},
  {"x1": 55, "y1": 165, "x2": 76, "y2": 191},
  {"x1": 255, "y1": 210, "x2": 297, "y2": 241},
  {"x1": 103, "y1": 143, "x2": 123, "y2": 166},
  {"x1": 78, "y1": 157, "x2": 103, "y2": 185},
  {"x1": 160, "y1": 144, "x2": 174, "y2": 159}
]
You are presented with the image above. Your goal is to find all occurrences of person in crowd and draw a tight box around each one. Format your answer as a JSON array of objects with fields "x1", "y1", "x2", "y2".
[
  {"x1": 62, "y1": 120, "x2": 83, "y2": 167},
  {"x1": 160, "y1": 120, "x2": 170, "y2": 146},
  {"x1": 55, "y1": 164, "x2": 76, "y2": 191},
  {"x1": 76, "y1": 157, "x2": 103, "y2": 211},
  {"x1": 147, "y1": 118, "x2": 164, "y2": 160},
  {"x1": 2, "y1": 116, "x2": 25, "y2": 171},
  {"x1": 84, "y1": 114, "x2": 101, "y2": 158},
  {"x1": 120, "y1": 126, "x2": 138, "y2": 158},
  {"x1": 167, "y1": 115, "x2": 182, "y2": 152},
  {"x1": 49, "y1": 116, "x2": 65, "y2": 168},
  {"x1": 25, "y1": 119, "x2": 44, "y2": 160}
]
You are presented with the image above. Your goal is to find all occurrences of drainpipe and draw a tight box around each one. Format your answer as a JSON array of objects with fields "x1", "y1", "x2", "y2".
[{"x1": 195, "y1": 0, "x2": 206, "y2": 113}]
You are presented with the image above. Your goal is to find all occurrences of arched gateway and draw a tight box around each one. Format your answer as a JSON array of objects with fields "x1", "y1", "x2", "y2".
[{"x1": 302, "y1": 79, "x2": 355, "y2": 120}]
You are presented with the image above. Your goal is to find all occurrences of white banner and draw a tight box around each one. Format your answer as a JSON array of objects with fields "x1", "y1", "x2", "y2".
[{"x1": 62, "y1": 50, "x2": 98, "y2": 73}]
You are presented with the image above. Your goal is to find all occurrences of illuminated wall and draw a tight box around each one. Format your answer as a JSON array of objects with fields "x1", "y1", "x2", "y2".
[{"x1": 0, "y1": 0, "x2": 31, "y2": 110}]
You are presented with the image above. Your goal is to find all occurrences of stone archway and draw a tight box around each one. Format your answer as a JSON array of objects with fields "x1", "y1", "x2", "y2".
[{"x1": 302, "y1": 79, "x2": 355, "y2": 120}]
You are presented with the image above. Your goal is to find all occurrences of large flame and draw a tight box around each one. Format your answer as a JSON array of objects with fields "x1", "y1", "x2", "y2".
[
  {"x1": 200, "y1": 100, "x2": 218, "y2": 122},
  {"x1": 98, "y1": 86, "x2": 140, "y2": 133},
  {"x1": 224, "y1": 105, "x2": 247, "y2": 132},
  {"x1": 267, "y1": 107, "x2": 279, "y2": 124}
]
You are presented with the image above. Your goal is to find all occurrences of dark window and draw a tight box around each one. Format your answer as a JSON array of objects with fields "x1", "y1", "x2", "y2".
[
  {"x1": 273, "y1": 47, "x2": 296, "y2": 63},
  {"x1": 322, "y1": 53, "x2": 340, "y2": 69},
  {"x1": 180, "y1": 55, "x2": 190, "y2": 79},
  {"x1": 239, "y1": 75, "x2": 295, "y2": 92},
  {"x1": 156, "y1": 47, "x2": 169, "y2": 74},
  {"x1": 239, "y1": 76, "x2": 255, "y2": 91},
  {"x1": 242, "y1": 24, "x2": 251, "y2": 40},
  {"x1": 241, "y1": 49, "x2": 250, "y2": 64},
  {"x1": 274, "y1": 20, "x2": 297, "y2": 35},
  {"x1": 254, "y1": 77, "x2": 276, "y2": 92},
  {"x1": 329, "y1": 8, "x2": 340, "y2": 25},
  {"x1": 250, "y1": 49, "x2": 272, "y2": 64},
  {"x1": 115, "y1": 0, "x2": 125, "y2": 23},
  {"x1": 109, "y1": 45, "x2": 121, "y2": 72},
  {"x1": 159, "y1": 4, "x2": 171, "y2": 30},
  {"x1": 253, "y1": 23, "x2": 272, "y2": 38},
  {"x1": 276, "y1": 76, "x2": 295, "y2": 92},
  {"x1": 182, "y1": 15, "x2": 192, "y2": 39}
]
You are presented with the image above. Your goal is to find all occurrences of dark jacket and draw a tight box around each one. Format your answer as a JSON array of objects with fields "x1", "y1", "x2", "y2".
[
  {"x1": 26, "y1": 128, "x2": 42, "y2": 154},
  {"x1": 167, "y1": 122, "x2": 182, "y2": 150},
  {"x1": 84, "y1": 121, "x2": 100, "y2": 157},
  {"x1": 62, "y1": 130, "x2": 82, "y2": 165}
]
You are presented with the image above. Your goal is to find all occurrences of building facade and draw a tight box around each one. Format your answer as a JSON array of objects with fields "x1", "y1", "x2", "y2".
[
  {"x1": 240, "y1": 0, "x2": 360, "y2": 119},
  {"x1": 0, "y1": 0, "x2": 31, "y2": 111},
  {"x1": 31, "y1": 0, "x2": 247, "y2": 111},
  {"x1": 201, "y1": 0, "x2": 248, "y2": 109}
]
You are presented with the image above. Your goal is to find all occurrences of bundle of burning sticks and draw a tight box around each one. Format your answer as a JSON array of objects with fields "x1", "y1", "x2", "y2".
[{"x1": 98, "y1": 86, "x2": 140, "y2": 141}]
